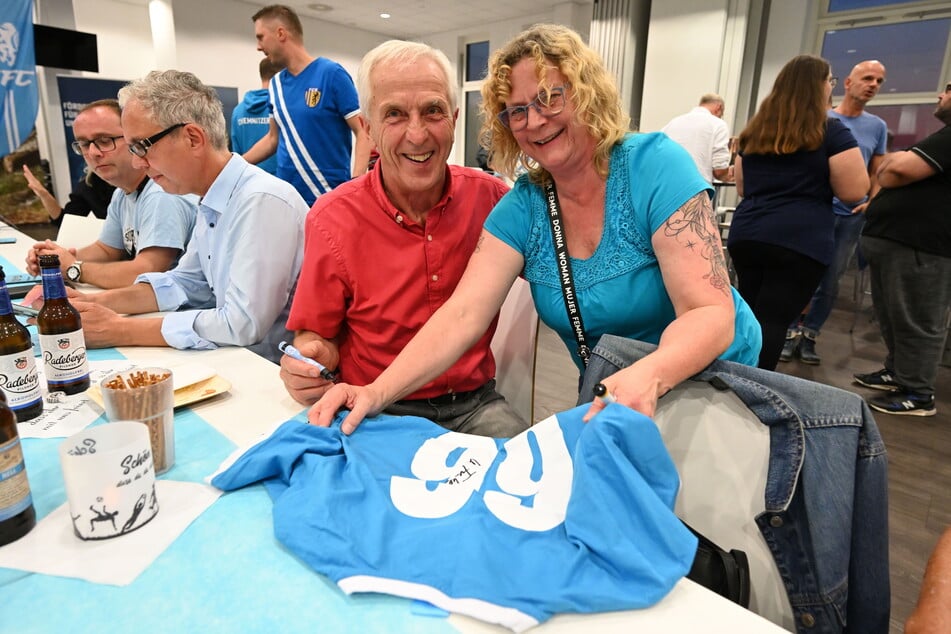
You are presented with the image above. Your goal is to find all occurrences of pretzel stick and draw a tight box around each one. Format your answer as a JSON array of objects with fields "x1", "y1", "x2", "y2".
[{"x1": 102, "y1": 370, "x2": 172, "y2": 471}]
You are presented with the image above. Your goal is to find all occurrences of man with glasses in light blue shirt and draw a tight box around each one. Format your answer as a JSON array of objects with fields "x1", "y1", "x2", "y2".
[{"x1": 52, "y1": 70, "x2": 307, "y2": 364}]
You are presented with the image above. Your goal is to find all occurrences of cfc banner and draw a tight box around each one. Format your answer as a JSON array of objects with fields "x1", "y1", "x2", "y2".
[{"x1": 0, "y1": 0, "x2": 37, "y2": 158}]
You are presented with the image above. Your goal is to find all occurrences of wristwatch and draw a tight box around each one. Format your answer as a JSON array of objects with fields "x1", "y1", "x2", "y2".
[{"x1": 66, "y1": 260, "x2": 83, "y2": 283}]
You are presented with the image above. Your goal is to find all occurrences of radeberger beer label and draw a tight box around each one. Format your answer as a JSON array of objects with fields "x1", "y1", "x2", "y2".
[
  {"x1": 38, "y1": 330, "x2": 90, "y2": 387},
  {"x1": 0, "y1": 351, "x2": 41, "y2": 412}
]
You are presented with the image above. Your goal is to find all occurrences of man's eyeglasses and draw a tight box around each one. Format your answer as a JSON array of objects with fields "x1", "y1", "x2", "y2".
[
  {"x1": 829, "y1": 76, "x2": 838, "y2": 88},
  {"x1": 70, "y1": 136, "x2": 123, "y2": 156},
  {"x1": 944, "y1": 83, "x2": 951, "y2": 93},
  {"x1": 498, "y1": 86, "x2": 567, "y2": 131},
  {"x1": 128, "y1": 122, "x2": 186, "y2": 158}
]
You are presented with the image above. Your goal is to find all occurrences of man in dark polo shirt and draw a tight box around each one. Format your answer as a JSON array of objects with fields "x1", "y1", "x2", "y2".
[{"x1": 852, "y1": 81, "x2": 951, "y2": 416}]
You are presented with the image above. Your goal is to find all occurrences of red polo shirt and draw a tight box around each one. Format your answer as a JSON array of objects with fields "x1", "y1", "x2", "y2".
[{"x1": 287, "y1": 163, "x2": 509, "y2": 400}]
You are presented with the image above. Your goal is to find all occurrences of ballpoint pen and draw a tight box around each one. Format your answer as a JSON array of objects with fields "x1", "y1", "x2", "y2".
[
  {"x1": 592, "y1": 382, "x2": 617, "y2": 404},
  {"x1": 278, "y1": 341, "x2": 338, "y2": 382}
]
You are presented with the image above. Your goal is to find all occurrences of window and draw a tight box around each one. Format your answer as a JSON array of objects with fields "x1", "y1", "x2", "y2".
[
  {"x1": 462, "y1": 40, "x2": 490, "y2": 169},
  {"x1": 828, "y1": 0, "x2": 930, "y2": 11},
  {"x1": 817, "y1": 1, "x2": 951, "y2": 145},
  {"x1": 865, "y1": 103, "x2": 945, "y2": 150},
  {"x1": 466, "y1": 41, "x2": 489, "y2": 83},
  {"x1": 822, "y1": 19, "x2": 950, "y2": 95}
]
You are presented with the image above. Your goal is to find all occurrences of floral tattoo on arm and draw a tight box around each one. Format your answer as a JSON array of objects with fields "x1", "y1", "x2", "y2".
[{"x1": 662, "y1": 192, "x2": 731, "y2": 293}]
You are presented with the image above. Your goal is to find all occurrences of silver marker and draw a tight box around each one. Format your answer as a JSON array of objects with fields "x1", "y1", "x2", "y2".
[{"x1": 278, "y1": 341, "x2": 338, "y2": 382}]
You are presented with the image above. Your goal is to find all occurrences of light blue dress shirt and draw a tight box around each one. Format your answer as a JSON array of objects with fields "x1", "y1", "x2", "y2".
[{"x1": 136, "y1": 154, "x2": 307, "y2": 362}]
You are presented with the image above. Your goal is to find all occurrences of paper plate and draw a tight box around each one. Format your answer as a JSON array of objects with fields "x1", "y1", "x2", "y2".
[{"x1": 87, "y1": 367, "x2": 231, "y2": 409}]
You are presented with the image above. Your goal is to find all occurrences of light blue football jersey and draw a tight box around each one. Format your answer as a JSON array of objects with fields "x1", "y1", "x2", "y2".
[{"x1": 212, "y1": 404, "x2": 697, "y2": 631}]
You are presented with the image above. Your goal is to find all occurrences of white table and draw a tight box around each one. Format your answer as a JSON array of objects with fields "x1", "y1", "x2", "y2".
[
  {"x1": 123, "y1": 347, "x2": 790, "y2": 633},
  {"x1": 0, "y1": 224, "x2": 787, "y2": 633}
]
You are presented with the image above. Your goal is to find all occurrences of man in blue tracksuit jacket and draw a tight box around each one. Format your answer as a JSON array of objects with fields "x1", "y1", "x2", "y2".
[{"x1": 230, "y1": 58, "x2": 283, "y2": 176}]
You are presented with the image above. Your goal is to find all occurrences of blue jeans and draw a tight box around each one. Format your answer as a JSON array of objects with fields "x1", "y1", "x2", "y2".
[
  {"x1": 793, "y1": 213, "x2": 866, "y2": 338},
  {"x1": 580, "y1": 335, "x2": 890, "y2": 634}
]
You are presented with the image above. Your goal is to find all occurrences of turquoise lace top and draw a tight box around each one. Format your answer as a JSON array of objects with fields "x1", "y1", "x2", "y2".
[{"x1": 485, "y1": 133, "x2": 761, "y2": 371}]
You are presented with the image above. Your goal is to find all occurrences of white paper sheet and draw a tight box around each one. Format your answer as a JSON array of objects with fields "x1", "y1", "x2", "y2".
[
  {"x1": 16, "y1": 360, "x2": 226, "y2": 439},
  {"x1": 167, "y1": 362, "x2": 217, "y2": 391},
  {"x1": 16, "y1": 360, "x2": 137, "y2": 439},
  {"x1": 0, "y1": 479, "x2": 221, "y2": 586}
]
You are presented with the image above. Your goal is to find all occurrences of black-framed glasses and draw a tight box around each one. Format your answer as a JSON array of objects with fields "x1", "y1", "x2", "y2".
[
  {"x1": 128, "y1": 122, "x2": 186, "y2": 158},
  {"x1": 829, "y1": 76, "x2": 839, "y2": 88},
  {"x1": 944, "y1": 83, "x2": 951, "y2": 93},
  {"x1": 70, "y1": 135, "x2": 123, "y2": 156},
  {"x1": 498, "y1": 86, "x2": 566, "y2": 131}
]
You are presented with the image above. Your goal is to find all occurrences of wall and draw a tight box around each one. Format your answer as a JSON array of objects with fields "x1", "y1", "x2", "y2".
[
  {"x1": 73, "y1": 0, "x2": 155, "y2": 81},
  {"x1": 639, "y1": 0, "x2": 733, "y2": 132},
  {"x1": 638, "y1": 0, "x2": 817, "y2": 135},
  {"x1": 755, "y1": 0, "x2": 818, "y2": 108},
  {"x1": 72, "y1": 0, "x2": 388, "y2": 97},
  {"x1": 170, "y1": 0, "x2": 387, "y2": 95}
]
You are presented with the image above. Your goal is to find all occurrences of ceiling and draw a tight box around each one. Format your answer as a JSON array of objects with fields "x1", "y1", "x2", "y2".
[{"x1": 233, "y1": 0, "x2": 593, "y2": 39}]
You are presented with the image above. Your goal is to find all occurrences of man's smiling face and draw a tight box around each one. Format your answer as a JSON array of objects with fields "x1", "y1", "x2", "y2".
[{"x1": 366, "y1": 56, "x2": 457, "y2": 206}]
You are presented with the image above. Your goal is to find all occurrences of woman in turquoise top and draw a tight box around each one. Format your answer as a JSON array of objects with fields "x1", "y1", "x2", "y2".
[
  {"x1": 312, "y1": 25, "x2": 761, "y2": 433},
  {"x1": 485, "y1": 133, "x2": 761, "y2": 375}
]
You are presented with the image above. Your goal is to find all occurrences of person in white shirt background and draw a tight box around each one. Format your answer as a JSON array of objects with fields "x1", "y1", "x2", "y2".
[{"x1": 662, "y1": 93, "x2": 735, "y2": 184}]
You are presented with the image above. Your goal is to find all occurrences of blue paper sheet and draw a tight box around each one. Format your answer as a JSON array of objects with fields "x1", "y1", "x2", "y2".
[
  {"x1": 0, "y1": 253, "x2": 41, "y2": 301},
  {"x1": 0, "y1": 253, "x2": 37, "y2": 281},
  {"x1": 0, "y1": 360, "x2": 454, "y2": 633}
]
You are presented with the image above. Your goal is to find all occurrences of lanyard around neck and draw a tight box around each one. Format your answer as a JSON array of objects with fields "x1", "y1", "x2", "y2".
[{"x1": 543, "y1": 180, "x2": 591, "y2": 366}]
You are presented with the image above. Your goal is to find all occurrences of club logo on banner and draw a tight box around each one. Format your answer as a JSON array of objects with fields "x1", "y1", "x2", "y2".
[{"x1": 0, "y1": 0, "x2": 37, "y2": 158}]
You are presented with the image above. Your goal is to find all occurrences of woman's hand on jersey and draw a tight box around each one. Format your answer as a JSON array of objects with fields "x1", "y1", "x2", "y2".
[{"x1": 582, "y1": 362, "x2": 665, "y2": 422}]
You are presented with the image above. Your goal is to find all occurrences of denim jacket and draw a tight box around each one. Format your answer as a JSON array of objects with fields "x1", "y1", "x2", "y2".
[{"x1": 578, "y1": 335, "x2": 889, "y2": 634}]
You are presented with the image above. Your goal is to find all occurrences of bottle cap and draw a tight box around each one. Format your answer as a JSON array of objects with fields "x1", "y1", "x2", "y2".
[{"x1": 38, "y1": 254, "x2": 61, "y2": 268}]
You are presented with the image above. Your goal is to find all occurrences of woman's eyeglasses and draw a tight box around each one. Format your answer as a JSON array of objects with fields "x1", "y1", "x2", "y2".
[{"x1": 498, "y1": 86, "x2": 566, "y2": 131}]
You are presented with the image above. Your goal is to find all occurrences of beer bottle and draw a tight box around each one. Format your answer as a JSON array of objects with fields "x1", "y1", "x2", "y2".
[
  {"x1": 0, "y1": 267, "x2": 42, "y2": 421},
  {"x1": 37, "y1": 254, "x2": 90, "y2": 395},
  {"x1": 0, "y1": 390, "x2": 36, "y2": 546}
]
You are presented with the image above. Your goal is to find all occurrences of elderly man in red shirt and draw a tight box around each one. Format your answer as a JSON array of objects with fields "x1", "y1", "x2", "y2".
[{"x1": 279, "y1": 40, "x2": 527, "y2": 438}]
